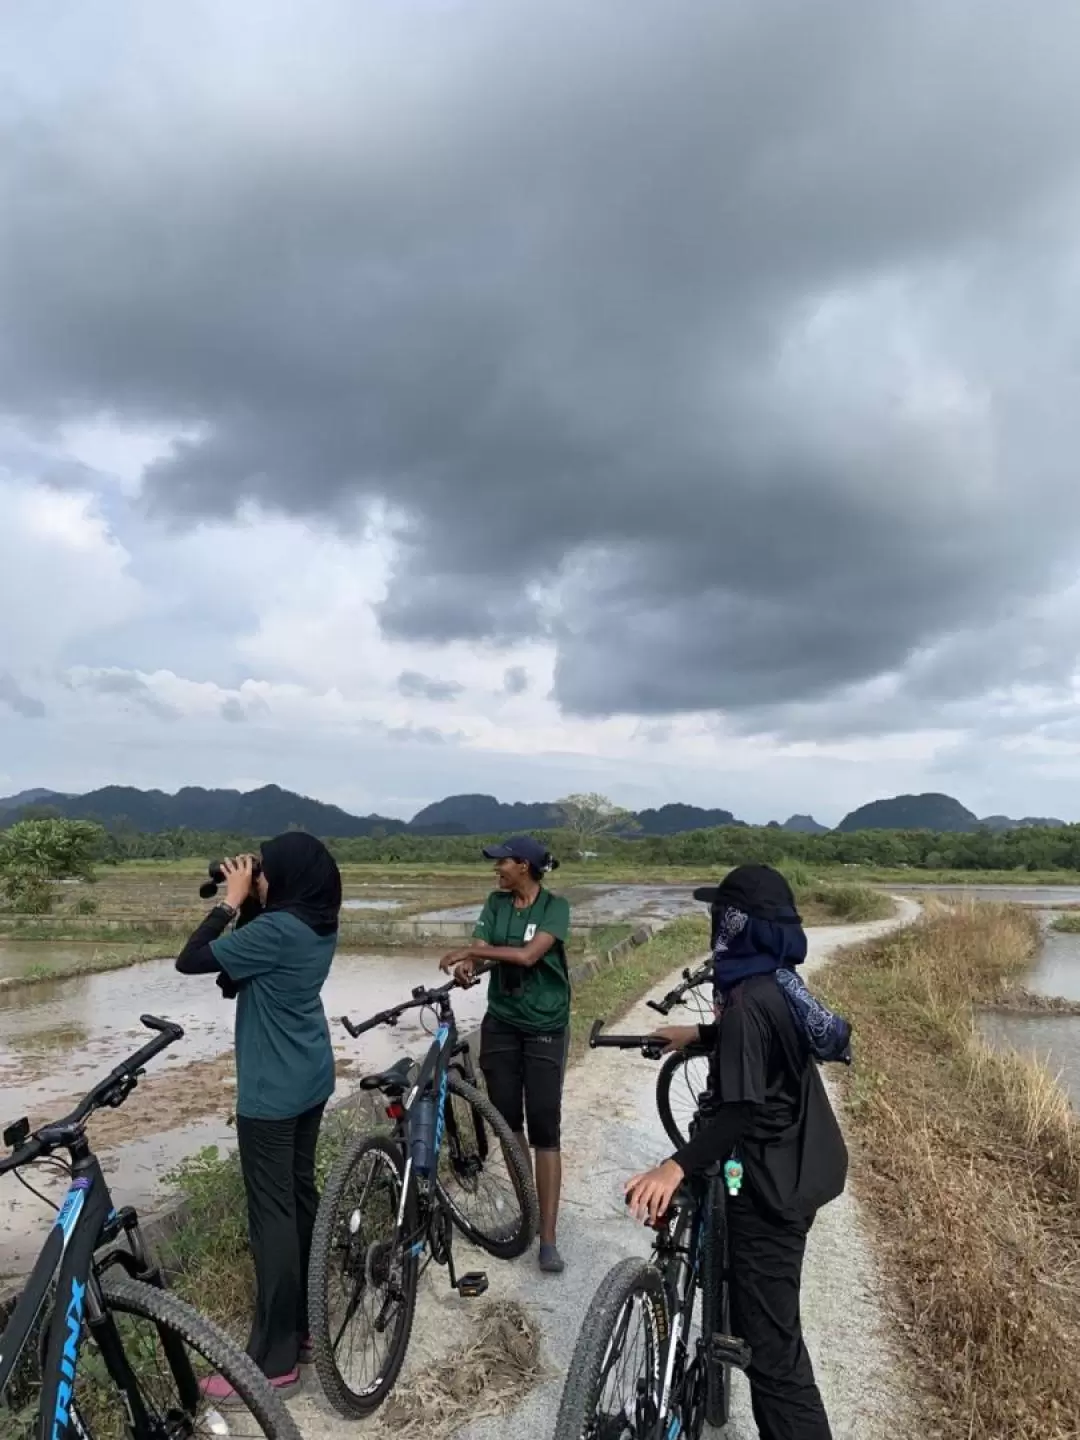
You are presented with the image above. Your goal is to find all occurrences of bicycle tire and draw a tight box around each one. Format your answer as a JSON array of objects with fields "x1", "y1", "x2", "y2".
[
  {"x1": 655, "y1": 1047, "x2": 711, "y2": 1150},
  {"x1": 553, "y1": 1257, "x2": 668, "y2": 1440},
  {"x1": 699, "y1": 1173, "x2": 732, "y2": 1428},
  {"x1": 307, "y1": 1133, "x2": 419, "y2": 1418},
  {"x1": 97, "y1": 1275, "x2": 303, "y2": 1440},
  {"x1": 436, "y1": 1074, "x2": 539, "y2": 1259}
]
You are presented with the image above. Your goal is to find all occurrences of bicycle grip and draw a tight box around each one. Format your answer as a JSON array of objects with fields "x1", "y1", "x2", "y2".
[
  {"x1": 588, "y1": 1018, "x2": 604, "y2": 1047},
  {"x1": 140, "y1": 1014, "x2": 184, "y2": 1041},
  {"x1": 646, "y1": 999, "x2": 670, "y2": 1015}
]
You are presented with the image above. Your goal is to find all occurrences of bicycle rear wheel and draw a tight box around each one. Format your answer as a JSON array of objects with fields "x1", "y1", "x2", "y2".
[
  {"x1": 655, "y1": 1046, "x2": 711, "y2": 1150},
  {"x1": 3, "y1": 1276, "x2": 301, "y2": 1440},
  {"x1": 307, "y1": 1133, "x2": 419, "y2": 1418},
  {"x1": 553, "y1": 1257, "x2": 667, "y2": 1440},
  {"x1": 437, "y1": 1074, "x2": 538, "y2": 1259},
  {"x1": 699, "y1": 1173, "x2": 732, "y2": 1428}
]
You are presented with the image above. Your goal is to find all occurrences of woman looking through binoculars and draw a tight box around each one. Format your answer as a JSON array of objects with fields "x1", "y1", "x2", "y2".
[{"x1": 175, "y1": 832, "x2": 342, "y2": 1400}]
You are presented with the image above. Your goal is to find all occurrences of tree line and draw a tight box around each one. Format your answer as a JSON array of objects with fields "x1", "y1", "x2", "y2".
[
  {"x1": 5, "y1": 811, "x2": 1080, "y2": 915},
  {"x1": 68, "y1": 817, "x2": 1080, "y2": 872}
]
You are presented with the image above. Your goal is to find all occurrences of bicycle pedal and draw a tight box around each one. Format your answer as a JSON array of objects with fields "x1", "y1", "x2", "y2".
[
  {"x1": 710, "y1": 1332, "x2": 752, "y2": 1370},
  {"x1": 457, "y1": 1270, "x2": 489, "y2": 1297}
]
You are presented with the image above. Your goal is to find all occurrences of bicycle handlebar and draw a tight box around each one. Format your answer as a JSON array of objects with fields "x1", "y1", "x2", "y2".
[
  {"x1": 588, "y1": 1018, "x2": 669, "y2": 1060},
  {"x1": 0, "y1": 1014, "x2": 184, "y2": 1174},
  {"x1": 645, "y1": 961, "x2": 712, "y2": 1017},
  {"x1": 339, "y1": 970, "x2": 487, "y2": 1040}
]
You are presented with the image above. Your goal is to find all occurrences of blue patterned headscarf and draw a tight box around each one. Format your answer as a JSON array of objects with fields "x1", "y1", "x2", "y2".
[{"x1": 711, "y1": 902, "x2": 808, "y2": 993}]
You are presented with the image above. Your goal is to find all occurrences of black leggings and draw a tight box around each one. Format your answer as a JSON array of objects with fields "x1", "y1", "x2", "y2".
[
  {"x1": 727, "y1": 1192, "x2": 832, "y2": 1440},
  {"x1": 236, "y1": 1101, "x2": 326, "y2": 1378},
  {"x1": 479, "y1": 1012, "x2": 568, "y2": 1150}
]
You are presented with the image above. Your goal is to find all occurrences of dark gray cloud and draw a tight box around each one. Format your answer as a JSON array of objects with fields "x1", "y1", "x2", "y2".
[
  {"x1": 220, "y1": 697, "x2": 247, "y2": 724},
  {"x1": 4, "y1": 2, "x2": 1080, "y2": 731},
  {"x1": 0, "y1": 673, "x2": 45, "y2": 719},
  {"x1": 503, "y1": 666, "x2": 529, "y2": 696},
  {"x1": 396, "y1": 670, "x2": 465, "y2": 703}
]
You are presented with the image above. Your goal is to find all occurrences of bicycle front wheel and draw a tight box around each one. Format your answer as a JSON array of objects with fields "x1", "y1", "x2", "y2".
[
  {"x1": 307, "y1": 1133, "x2": 419, "y2": 1418},
  {"x1": 553, "y1": 1257, "x2": 668, "y2": 1440},
  {"x1": 90, "y1": 1276, "x2": 301, "y2": 1440},
  {"x1": 437, "y1": 1074, "x2": 539, "y2": 1259},
  {"x1": 656, "y1": 1046, "x2": 711, "y2": 1150}
]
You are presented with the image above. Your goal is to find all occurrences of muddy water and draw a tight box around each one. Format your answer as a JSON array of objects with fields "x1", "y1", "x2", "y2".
[
  {"x1": 419, "y1": 882, "x2": 699, "y2": 926},
  {"x1": 980, "y1": 925, "x2": 1080, "y2": 1108},
  {"x1": 0, "y1": 950, "x2": 487, "y2": 1276},
  {"x1": 0, "y1": 940, "x2": 152, "y2": 981},
  {"x1": 900, "y1": 883, "x2": 1080, "y2": 906}
]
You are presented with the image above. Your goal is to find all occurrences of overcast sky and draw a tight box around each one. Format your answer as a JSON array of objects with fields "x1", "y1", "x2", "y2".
[{"x1": 3, "y1": 0, "x2": 1080, "y2": 825}]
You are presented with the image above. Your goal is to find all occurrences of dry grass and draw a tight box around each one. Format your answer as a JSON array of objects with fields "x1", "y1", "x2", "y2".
[
  {"x1": 819, "y1": 902, "x2": 1080, "y2": 1439},
  {"x1": 376, "y1": 1301, "x2": 543, "y2": 1437}
]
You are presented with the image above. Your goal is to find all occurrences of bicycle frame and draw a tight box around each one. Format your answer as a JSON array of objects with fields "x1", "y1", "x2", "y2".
[
  {"x1": 0, "y1": 1015, "x2": 192, "y2": 1438},
  {"x1": 0, "y1": 1157, "x2": 197, "y2": 1437},
  {"x1": 344, "y1": 979, "x2": 489, "y2": 1293}
]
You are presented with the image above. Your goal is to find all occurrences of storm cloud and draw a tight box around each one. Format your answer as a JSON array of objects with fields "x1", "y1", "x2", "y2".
[{"x1": 3, "y1": 2, "x2": 1080, "y2": 731}]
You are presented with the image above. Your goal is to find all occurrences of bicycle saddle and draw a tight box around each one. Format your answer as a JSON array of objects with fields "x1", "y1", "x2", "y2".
[{"x1": 359, "y1": 1056, "x2": 417, "y2": 1095}]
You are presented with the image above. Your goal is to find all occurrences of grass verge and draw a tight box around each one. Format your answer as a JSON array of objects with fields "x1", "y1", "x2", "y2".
[
  {"x1": 1051, "y1": 911, "x2": 1080, "y2": 933},
  {"x1": 568, "y1": 915, "x2": 709, "y2": 1057},
  {"x1": 818, "y1": 902, "x2": 1080, "y2": 1438}
]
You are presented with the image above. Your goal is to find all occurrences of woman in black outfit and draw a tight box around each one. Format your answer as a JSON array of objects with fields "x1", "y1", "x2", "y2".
[
  {"x1": 625, "y1": 865, "x2": 846, "y2": 1440},
  {"x1": 175, "y1": 832, "x2": 341, "y2": 1400}
]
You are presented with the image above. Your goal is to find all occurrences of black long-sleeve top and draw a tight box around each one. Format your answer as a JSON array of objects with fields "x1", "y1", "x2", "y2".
[
  {"x1": 176, "y1": 896, "x2": 262, "y2": 996},
  {"x1": 673, "y1": 979, "x2": 849, "y2": 1222},
  {"x1": 671, "y1": 1021, "x2": 756, "y2": 1175}
]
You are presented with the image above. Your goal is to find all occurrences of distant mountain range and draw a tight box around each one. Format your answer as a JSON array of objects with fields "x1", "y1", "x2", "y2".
[{"x1": 0, "y1": 785, "x2": 1068, "y2": 837}]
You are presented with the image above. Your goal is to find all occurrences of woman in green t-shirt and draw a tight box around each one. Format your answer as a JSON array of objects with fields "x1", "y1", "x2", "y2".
[{"x1": 439, "y1": 834, "x2": 571, "y2": 1274}]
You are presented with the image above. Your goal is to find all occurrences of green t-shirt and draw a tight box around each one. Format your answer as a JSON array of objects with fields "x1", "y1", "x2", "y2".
[
  {"x1": 473, "y1": 888, "x2": 571, "y2": 1034},
  {"x1": 212, "y1": 911, "x2": 337, "y2": 1121}
]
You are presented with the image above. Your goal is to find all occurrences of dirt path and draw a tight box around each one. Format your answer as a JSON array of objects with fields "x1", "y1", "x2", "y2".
[{"x1": 288, "y1": 900, "x2": 921, "y2": 1439}]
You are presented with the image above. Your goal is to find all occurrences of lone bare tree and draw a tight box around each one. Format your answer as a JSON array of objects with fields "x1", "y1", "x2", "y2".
[{"x1": 556, "y1": 793, "x2": 637, "y2": 858}]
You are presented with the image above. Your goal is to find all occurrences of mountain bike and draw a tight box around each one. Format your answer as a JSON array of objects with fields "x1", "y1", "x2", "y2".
[
  {"x1": 308, "y1": 976, "x2": 539, "y2": 1417},
  {"x1": 647, "y1": 961, "x2": 714, "y2": 1150},
  {"x1": 0, "y1": 1014, "x2": 301, "y2": 1440},
  {"x1": 553, "y1": 1021, "x2": 750, "y2": 1438}
]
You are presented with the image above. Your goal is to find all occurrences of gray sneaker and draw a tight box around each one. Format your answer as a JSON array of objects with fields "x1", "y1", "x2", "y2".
[{"x1": 539, "y1": 1242, "x2": 565, "y2": 1274}]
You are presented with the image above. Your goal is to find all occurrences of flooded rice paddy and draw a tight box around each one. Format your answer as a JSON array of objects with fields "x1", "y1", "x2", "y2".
[
  {"x1": 980, "y1": 922, "x2": 1080, "y2": 1109},
  {"x1": 0, "y1": 949, "x2": 487, "y2": 1275}
]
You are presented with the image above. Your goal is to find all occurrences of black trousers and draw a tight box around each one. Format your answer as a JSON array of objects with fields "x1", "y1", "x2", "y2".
[
  {"x1": 236, "y1": 1101, "x2": 325, "y2": 1378},
  {"x1": 479, "y1": 1012, "x2": 568, "y2": 1149},
  {"x1": 727, "y1": 1193, "x2": 833, "y2": 1440}
]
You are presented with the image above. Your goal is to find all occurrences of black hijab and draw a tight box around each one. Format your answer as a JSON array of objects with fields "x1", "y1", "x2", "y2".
[{"x1": 261, "y1": 832, "x2": 342, "y2": 936}]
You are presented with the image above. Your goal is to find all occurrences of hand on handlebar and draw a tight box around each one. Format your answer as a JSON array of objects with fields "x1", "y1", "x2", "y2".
[
  {"x1": 625, "y1": 1158, "x2": 685, "y2": 1225},
  {"x1": 439, "y1": 949, "x2": 481, "y2": 986},
  {"x1": 649, "y1": 1025, "x2": 700, "y2": 1052}
]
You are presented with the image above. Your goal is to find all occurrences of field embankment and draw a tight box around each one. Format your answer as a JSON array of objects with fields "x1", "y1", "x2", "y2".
[{"x1": 818, "y1": 902, "x2": 1080, "y2": 1438}]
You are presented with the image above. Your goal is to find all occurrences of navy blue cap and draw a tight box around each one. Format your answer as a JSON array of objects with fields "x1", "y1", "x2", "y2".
[{"x1": 482, "y1": 834, "x2": 550, "y2": 869}]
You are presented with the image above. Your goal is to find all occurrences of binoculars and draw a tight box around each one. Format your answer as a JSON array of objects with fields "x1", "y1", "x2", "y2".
[{"x1": 198, "y1": 858, "x2": 262, "y2": 901}]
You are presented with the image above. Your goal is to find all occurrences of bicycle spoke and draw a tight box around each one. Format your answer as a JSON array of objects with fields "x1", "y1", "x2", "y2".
[
  {"x1": 325, "y1": 1147, "x2": 405, "y2": 1398},
  {"x1": 593, "y1": 1294, "x2": 656, "y2": 1439}
]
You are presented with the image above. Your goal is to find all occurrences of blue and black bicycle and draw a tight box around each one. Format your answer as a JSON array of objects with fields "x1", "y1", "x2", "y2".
[
  {"x1": 0, "y1": 1014, "x2": 300, "y2": 1440},
  {"x1": 307, "y1": 976, "x2": 539, "y2": 1418}
]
